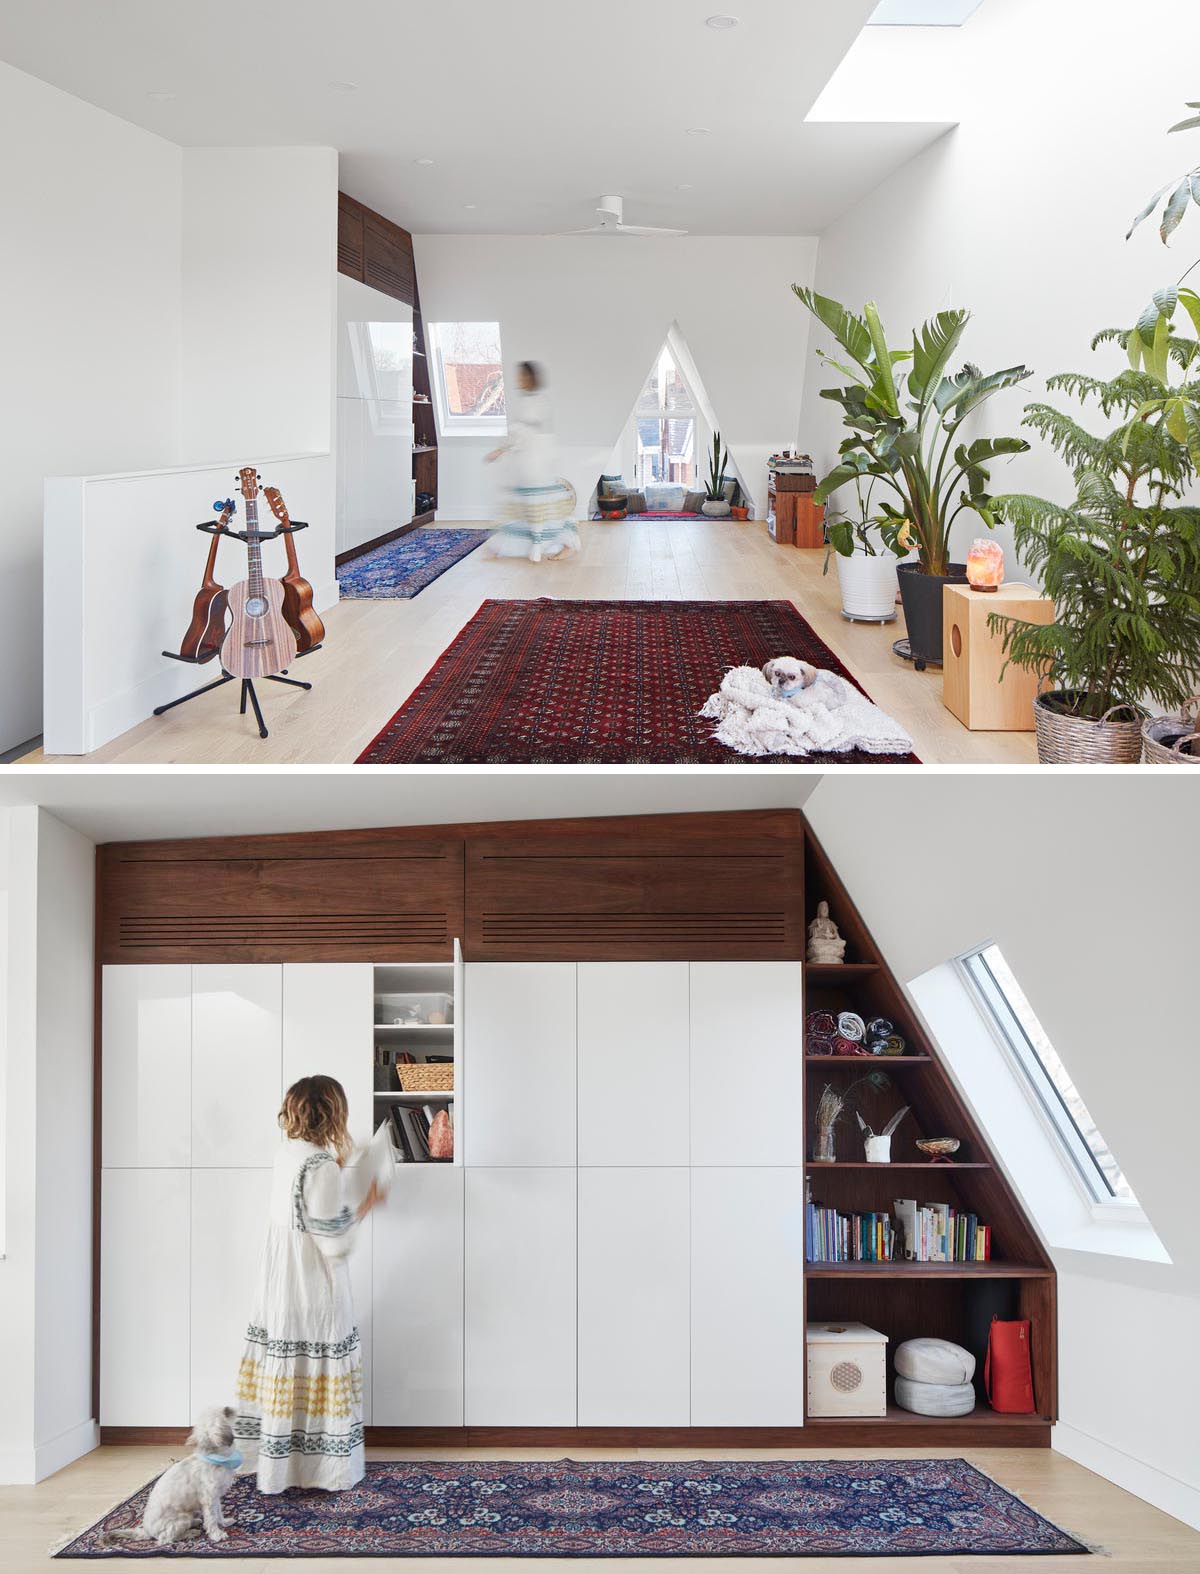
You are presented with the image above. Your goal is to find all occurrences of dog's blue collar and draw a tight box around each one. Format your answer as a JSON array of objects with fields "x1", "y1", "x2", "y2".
[
  {"x1": 199, "y1": 1449, "x2": 243, "y2": 1470},
  {"x1": 779, "y1": 683, "x2": 806, "y2": 698}
]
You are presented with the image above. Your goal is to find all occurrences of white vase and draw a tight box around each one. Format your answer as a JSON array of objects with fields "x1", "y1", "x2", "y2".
[
  {"x1": 701, "y1": 498, "x2": 730, "y2": 518},
  {"x1": 835, "y1": 552, "x2": 899, "y2": 623}
]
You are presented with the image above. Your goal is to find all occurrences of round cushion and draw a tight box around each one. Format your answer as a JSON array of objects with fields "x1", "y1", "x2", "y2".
[
  {"x1": 894, "y1": 1375, "x2": 976, "y2": 1417},
  {"x1": 894, "y1": 1337, "x2": 976, "y2": 1386}
]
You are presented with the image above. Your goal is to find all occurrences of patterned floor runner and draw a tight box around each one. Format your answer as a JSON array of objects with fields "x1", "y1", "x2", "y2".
[
  {"x1": 55, "y1": 1457, "x2": 1086, "y2": 1558},
  {"x1": 356, "y1": 597, "x2": 920, "y2": 764},
  {"x1": 337, "y1": 528, "x2": 491, "y2": 599}
]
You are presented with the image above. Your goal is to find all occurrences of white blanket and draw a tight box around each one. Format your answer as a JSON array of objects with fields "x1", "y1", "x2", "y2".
[{"x1": 699, "y1": 665, "x2": 914, "y2": 758}]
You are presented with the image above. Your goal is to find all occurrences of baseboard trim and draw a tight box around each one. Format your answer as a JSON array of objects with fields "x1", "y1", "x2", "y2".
[
  {"x1": 1053, "y1": 1419, "x2": 1200, "y2": 1531},
  {"x1": 0, "y1": 1418, "x2": 99, "y2": 1483}
]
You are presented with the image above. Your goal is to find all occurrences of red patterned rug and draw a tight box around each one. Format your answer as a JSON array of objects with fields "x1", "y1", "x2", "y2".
[{"x1": 357, "y1": 599, "x2": 920, "y2": 765}]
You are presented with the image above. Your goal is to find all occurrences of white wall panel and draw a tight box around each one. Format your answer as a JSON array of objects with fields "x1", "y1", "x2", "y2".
[
  {"x1": 189, "y1": 1168, "x2": 272, "y2": 1418},
  {"x1": 101, "y1": 964, "x2": 191, "y2": 1169},
  {"x1": 191, "y1": 965, "x2": 282, "y2": 1168},
  {"x1": 282, "y1": 963, "x2": 374, "y2": 1151},
  {"x1": 578, "y1": 964, "x2": 689, "y2": 1166},
  {"x1": 463, "y1": 964, "x2": 575, "y2": 1166}
]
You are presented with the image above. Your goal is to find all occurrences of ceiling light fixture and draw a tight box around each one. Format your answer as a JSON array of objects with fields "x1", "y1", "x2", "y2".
[
  {"x1": 705, "y1": 14, "x2": 740, "y2": 28},
  {"x1": 328, "y1": 79, "x2": 358, "y2": 92},
  {"x1": 413, "y1": 157, "x2": 435, "y2": 166},
  {"x1": 463, "y1": 203, "x2": 477, "y2": 210},
  {"x1": 676, "y1": 183, "x2": 694, "y2": 191},
  {"x1": 685, "y1": 127, "x2": 710, "y2": 137},
  {"x1": 146, "y1": 90, "x2": 176, "y2": 102}
]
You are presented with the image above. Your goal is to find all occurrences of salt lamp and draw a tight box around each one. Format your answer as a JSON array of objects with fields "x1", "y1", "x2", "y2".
[{"x1": 966, "y1": 538, "x2": 1004, "y2": 592}]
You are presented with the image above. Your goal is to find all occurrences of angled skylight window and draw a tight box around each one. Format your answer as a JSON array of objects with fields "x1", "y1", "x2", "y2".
[
  {"x1": 958, "y1": 944, "x2": 1137, "y2": 1206},
  {"x1": 868, "y1": 0, "x2": 983, "y2": 23}
]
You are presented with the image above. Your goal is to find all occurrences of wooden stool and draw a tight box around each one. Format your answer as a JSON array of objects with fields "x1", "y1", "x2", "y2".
[{"x1": 942, "y1": 582, "x2": 1053, "y2": 731}]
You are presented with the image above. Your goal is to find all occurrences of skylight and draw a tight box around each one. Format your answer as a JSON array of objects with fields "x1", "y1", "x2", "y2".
[
  {"x1": 868, "y1": 0, "x2": 983, "y2": 23},
  {"x1": 959, "y1": 944, "x2": 1137, "y2": 1206}
]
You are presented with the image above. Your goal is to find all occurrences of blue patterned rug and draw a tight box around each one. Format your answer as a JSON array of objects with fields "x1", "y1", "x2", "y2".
[
  {"x1": 337, "y1": 528, "x2": 491, "y2": 599},
  {"x1": 55, "y1": 1458, "x2": 1086, "y2": 1557}
]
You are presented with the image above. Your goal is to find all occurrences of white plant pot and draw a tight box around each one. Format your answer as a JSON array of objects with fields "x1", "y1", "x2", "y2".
[
  {"x1": 701, "y1": 498, "x2": 731, "y2": 518},
  {"x1": 835, "y1": 551, "x2": 899, "y2": 623}
]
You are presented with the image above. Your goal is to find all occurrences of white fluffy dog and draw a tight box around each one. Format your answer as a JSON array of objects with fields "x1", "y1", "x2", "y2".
[
  {"x1": 700, "y1": 656, "x2": 914, "y2": 757},
  {"x1": 100, "y1": 1405, "x2": 241, "y2": 1547}
]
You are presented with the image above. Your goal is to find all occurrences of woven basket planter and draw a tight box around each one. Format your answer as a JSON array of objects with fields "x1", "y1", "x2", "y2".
[
  {"x1": 1142, "y1": 705, "x2": 1200, "y2": 764},
  {"x1": 1033, "y1": 690, "x2": 1143, "y2": 764},
  {"x1": 396, "y1": 1062, "x2": 454, "y2": 1094}
]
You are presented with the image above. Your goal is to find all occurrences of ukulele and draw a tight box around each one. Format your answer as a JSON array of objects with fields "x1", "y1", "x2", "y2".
[
  {"x1": 263, "y1": 484, "x2": 325, "y2": 654},
  {"x1": 178, "y1": 498, "x2": 233, "y2": 662},
  {"x1": 220, "y1": 467, "x2": 298, "y2": 679}
]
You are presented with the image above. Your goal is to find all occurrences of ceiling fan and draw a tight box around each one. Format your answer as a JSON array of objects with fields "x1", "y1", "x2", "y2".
[{"x1": 555, "y1": 195, "x2": 687, "y2": 238}]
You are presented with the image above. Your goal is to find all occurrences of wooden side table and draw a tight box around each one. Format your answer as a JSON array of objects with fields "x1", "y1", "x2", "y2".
[
  {"x1": 769, "y1": 473, "x2": 824, "y2": 547},
  {"x1": 942, "y1": 582, "x2": 1053, "y2": 731}
]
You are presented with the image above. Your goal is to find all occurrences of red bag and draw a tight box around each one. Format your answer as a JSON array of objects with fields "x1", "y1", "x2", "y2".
[{"x1": 984, "y1": 1316, "x2": 1035, "y2": 1413}]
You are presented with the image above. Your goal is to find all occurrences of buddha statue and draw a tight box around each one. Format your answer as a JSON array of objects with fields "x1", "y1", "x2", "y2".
[{"x1": 807, "y1": 900, "x2": 846, "y2": 965}]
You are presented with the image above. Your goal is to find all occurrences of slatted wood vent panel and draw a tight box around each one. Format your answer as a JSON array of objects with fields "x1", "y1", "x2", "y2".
[
  {"x1": 479, "y1": 912, "x2": 790, "y2": 946},
  {"x1": 118, "y1": 912, "x2": 449, "y2": 950}
]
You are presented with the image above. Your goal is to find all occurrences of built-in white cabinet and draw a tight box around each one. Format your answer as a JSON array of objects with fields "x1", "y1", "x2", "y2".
[
  {"x1": 189, "y1": 1168, "x2": 273, "y2": 1418},
  {"x1": 577, "y1": 1168, "x2": 691, "y2": 1424},
  {"x1": 462, "y1": 964, "x2": 576, "y2": 1166},
  {"x1": 465, "y1": 1167, "x2": 576, "y2": 1425},
  {"x1": 101, "y1": 964, "x2": 192, "y2": 1168},
  {"x1": 191, "y1": 965, "x2": 283, "y2": 1167},
  {"x1": 100, "y1": 1169, "x2": 191, "y2": 1424},
  {"x1": 691, "y1": 1167, "x2": 806, "y2": 1425},
  {"x1": 283, "y1": 963, "x2": 374, "y2": 1150},
  {"x1": 690, "y1": 962, "x2": 805, "y2": 1165},
  {"x1": 577, "y1": 964, "x2": 690, "y2": 1166},
  {"x1": 373, "y1": 1167, "x2": 464, "y2": 1425}
]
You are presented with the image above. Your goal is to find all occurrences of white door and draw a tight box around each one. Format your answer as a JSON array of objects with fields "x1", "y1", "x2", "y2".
[
  {"x1": 462, "y1": 964, "x2": 575, "y2": 1166},
  {"x1": 100, "y1": 1169, "x2": 190, "y2": 1424},
  {"x1": 191, "y1": 965, "x2": 282, "y2": 1167},
  {"x1": 577, "y1": 1168, "x2": 690, "y2": 1424},
  {"x1": 102, "y1": 964, "x2": 192, "y2": 1168},
  {"x1": 691, "y1": 1168, "x2": 806, "y2": 1425},
  {"x1": 282, "y1": 963, "x2": 374, "y2": 1151},
  {"x1": 373, "y1": 1167, "x2": 464, "y2": 1425},
  {"x1": 189, "y1": 1168, "x2": 272, "y2": 1417},
  {"x1": 465, "y1": 1168, "x2": 576, "y2": 1425},
  {"x1": 577, "y1": 963, "x2": 689, "y2": 1166},
  {"x1": 690, "y1": 963, "x2": 805, "y2": 1165}
]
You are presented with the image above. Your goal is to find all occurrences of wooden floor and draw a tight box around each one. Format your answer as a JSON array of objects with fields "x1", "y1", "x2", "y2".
[
  {"x1": 6, "y1": 1443, "x2": 1197, "y2": 1571},
  {"x1": 29, "y1": 520, "x2": 1037, "y2": 766}
]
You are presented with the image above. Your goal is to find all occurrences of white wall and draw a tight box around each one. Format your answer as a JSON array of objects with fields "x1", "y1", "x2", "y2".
[
  {"x1": 0, "y1": 807, "x2": 96, "y2": 1484},
  {"x1": 413, "y1": 236, "x2": 819, "y2": 519},
  {"x1": 805, "y1": 775, "x2": 1200, "y2": 1527},
  {"x1": 0, "y1": 62, "x2": 183, "y2": 750},
  {"x1": 798, "y1": 0, "x2": 1200, "y2": 579}
]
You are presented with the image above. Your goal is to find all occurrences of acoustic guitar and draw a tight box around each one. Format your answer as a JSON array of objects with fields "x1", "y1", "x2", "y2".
[
  {"x1": 220, "y1": 467, "x2": 297, "y2": 679},
  {"x1": 178, "y1": 498, "x2": 233, "y2": 662},
  {"x1": 263, "y1": 484, "x2": 325, "y2": 653}
]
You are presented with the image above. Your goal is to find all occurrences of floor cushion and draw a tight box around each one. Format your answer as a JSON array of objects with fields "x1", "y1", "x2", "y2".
[
  {"x1": 894, "y1": 1375, "x2": 977, "y2": 1416},
  {"x1": 894, "y1": 1337, "x2": 976, "y2": 1386}
]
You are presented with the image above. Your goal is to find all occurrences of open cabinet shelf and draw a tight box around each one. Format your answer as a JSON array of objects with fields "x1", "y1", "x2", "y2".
[
  {"x1": 801, "y1": 821, "x2": 1057, "y2": 1436},
  {"x1": 372, "y1": 955, "x2": 460, "y2": 1165}
]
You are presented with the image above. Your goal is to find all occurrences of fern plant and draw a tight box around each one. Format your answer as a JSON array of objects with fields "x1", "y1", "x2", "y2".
[
  {"x1": 990, "y1": 327, "x2": 1200, "y2": 720},
  {"x1": 705, "y1": 431, "x2": 730, "y2": 501}
]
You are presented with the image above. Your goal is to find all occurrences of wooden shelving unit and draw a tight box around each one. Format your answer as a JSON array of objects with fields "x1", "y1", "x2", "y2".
[{"x1": 802, "y1": 821, "x2": 1057, "y2": 1441}]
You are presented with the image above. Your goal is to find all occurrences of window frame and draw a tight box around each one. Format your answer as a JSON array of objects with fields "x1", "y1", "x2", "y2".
[
  {"x1": 427, "y1": 321, "x2": 508, "y2": 439},
  {"x1": 955, "y1": 942, "x2": 1134, "y2": 1210}
]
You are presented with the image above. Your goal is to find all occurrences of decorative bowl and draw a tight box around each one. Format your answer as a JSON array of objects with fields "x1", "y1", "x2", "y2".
[{"x1": 916, "y1": 1137, "x2": 960, "y2": 1159}]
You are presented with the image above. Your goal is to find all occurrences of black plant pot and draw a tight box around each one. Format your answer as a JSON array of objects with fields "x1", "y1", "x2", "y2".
[{"x1": 897, "y1": 562, "x2": 968, "y2": 669}]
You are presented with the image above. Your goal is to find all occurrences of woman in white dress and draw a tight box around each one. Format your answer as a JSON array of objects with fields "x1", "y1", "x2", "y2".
[
  {"x1": 234, "y1": 1076, "x2": 382, "y2": 1494},
  {"x1": 486, "y1": 361, "x2": 580, "y2": 561}
]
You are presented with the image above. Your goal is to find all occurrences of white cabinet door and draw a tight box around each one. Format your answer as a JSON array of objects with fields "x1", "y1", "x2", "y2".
[
  {"x1": 690, "y1": 963, "x2": 805, "y2": 1165},
  {"x1": 101, "y1": 1169, "x2": 190, "y2": 1424},
  {"x1": 577, "y1": 964, "x2": 689, "y2": 1166},
  {"x1": 578, "y1": 1168, "x2": 690, "y2": 1424},
  {"x1": 189, "y1": 1168, "x2": 272, "y2": 1417},
  {"x1": 465, "y1": 1168, "x2": 575, "y2": 1425},
  {"x1": 191, "y1": 965, "x2": 282, "y2": 1167},
  {"x1": 373, "y1": 1167, "x2": 464, "y2": 1425},
  {"x1": 102, "y1": 964, "x2": 191, "y2": 1168},
  {"x1": 463, "y1": 964, "x2": 575, "y2": 1166},
  {"x1": 282, "y1": 964, "x2": 374, "y2": 1151},
  {"x1": 691, "y1": 1168, "x2": 806, "y2": 1425}
]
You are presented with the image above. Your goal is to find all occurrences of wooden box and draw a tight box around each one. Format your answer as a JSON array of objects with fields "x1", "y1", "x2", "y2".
[
  {"x1": 807, "y1": 1321, "x2": 888, "y2": 1417},
  {"x1": 942, "y1": 582, "x2": 1053, "y2": 731},
  {"x1": 770, "y1": 489, "x2": 824, "y2": 548}
]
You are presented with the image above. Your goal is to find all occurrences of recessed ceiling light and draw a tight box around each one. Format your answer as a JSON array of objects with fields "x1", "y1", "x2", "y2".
[
  {"x1": 705, "y1": 14, "x2": 740, "y2": 28},
  {"x1": 413, "y1": 157, "x2": 435, "y2": 166},
  {"x1": 146, "y1": 90, "x2": 176, "y2": 102},
  {"x1": 676, "y1": 183, "x2": 694, "y2": 191},
  {"x1": 685, "y1": 127, "x2": 710, "y2": 136},
  {"x1": 463, "y1": 203, "x2": 477, "y2": 210},
  {"x1": 328, "y1": 79, "x2": 358, "y2": 92}
]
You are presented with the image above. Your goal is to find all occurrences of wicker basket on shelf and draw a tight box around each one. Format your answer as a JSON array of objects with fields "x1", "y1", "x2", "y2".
[{"x1": 395, "y1": 1062, "x2": 454, "y2": 1094}]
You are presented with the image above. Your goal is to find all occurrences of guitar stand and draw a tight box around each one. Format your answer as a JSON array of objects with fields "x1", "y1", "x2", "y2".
[{"x1": 155, "y1": 647, "x2": 321, "y2": 740}]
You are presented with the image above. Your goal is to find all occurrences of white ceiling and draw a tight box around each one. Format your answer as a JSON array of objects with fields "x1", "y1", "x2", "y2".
[
  {"x1": 0, "y1": 772, "x2": 821, "y2": 844},
  {"x1": 0, "y1": 0, "x2": 952, "y2": 234}
]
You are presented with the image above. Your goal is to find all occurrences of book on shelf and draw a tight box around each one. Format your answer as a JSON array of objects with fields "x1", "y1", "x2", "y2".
[
  {"x1": 894, "y1": 1198, "x2": 990, "y2": 1262},
  {"x1": 805, "y1": 1202, "x2": 897, "y2": 1263},
  {"x1": 387, "y1": 1100, "x2": 454, "y2": 1163},
  {"x1": 805, "y1": 1196, "x2": 992, "y2": 1264}
]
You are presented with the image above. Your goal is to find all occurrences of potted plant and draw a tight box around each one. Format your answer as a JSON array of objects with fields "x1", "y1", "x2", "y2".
[
  {"x1": 822, "y1": 452, "x2": 908, "y2": 623},
  {"x1": 793, "y1": 287, "x2": 1031, "y2": 667},
  {"x1": 988, "y1": 323, "x2": 1200, "y2": 762},
  {"x1": 702, "y1": 432, "x2": 732, "y2": 517}
]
